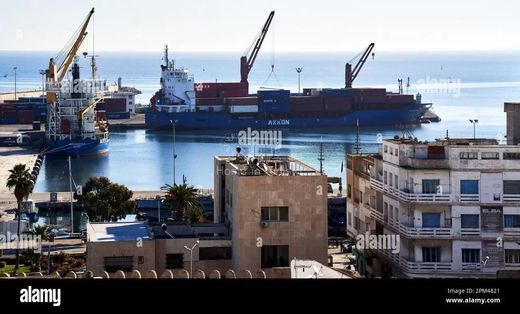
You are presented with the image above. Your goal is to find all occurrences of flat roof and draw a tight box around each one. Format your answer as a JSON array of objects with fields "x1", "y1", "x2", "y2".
[
  {"x1": 216, "y1": 155, "x2": 321, "y2": 176},
  {"x1": 87, "y1": 222, "x2": 152, "y2": 243}
]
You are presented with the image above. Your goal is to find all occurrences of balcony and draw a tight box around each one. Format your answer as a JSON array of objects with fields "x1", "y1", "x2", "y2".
[
  {"x1": 406, "y1": 158, "x2": 450, "y2": 169},
  {"x1": 459, "y1": 228, "x2": 481, "y2": 237},
  {"x1": 462, "y1": 263, "x2": 481, "y2": 271},
  {"x1": 375, "y1": 249, "x2": 453, "y2": 273},
  {"x1": 458, "y1": 194, "x2": 480, "y2": 203},
  {"x1": 370, "y1": 178, "x2": 451, "y2": 203}
]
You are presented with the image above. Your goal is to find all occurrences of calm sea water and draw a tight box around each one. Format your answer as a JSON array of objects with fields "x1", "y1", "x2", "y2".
[{"x1": 2, "y1": 51, "x2": 520, "y2": 192}]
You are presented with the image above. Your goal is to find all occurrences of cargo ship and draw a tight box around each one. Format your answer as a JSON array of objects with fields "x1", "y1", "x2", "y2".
[
  {"x1": 146, "y1": 11, "x2": 433, "y2": 130},
  {"x1": 43, "y1": 8, "x2": 109, "y2": 156}
]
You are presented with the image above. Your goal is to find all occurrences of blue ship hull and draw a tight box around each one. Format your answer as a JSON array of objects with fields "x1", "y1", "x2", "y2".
[
  {"x1": 145, "y1": 104, "x2": 429, "y2": 130},
  {"x1": 45, "y1": 138, "x2": 110, "y2": 157}
]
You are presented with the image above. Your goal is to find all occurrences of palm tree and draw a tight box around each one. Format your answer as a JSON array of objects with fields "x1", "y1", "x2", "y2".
[
  {"x1": 31, "y1": 225, "x2": 53, "y2": 272},
  {"x1": 161, "y1": 177, "x2": 202, "y2": 222},
  {"x1": 6, "y1": 163, "x2": 34, "y2": 271}
]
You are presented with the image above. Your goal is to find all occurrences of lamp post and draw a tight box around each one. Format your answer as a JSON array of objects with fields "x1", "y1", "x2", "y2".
[
  {"x1": 170, "y1": 120, "x2": 178, "y2": 185},
  {"x1": 39, "y1": 69, "x2": 46, "y2": 96},
  {"x1": 13, "y1": 67, "x2": 17, "y2": 100},
  {"x1": 469, "y1": 119, "x2": 479, "y2": 139},
  {"x1": 295, "y1": 67, "x2": 303, "y2": 95},
  {"x1": 184, "y1": 240, "x2": 199, "y2": 278}
]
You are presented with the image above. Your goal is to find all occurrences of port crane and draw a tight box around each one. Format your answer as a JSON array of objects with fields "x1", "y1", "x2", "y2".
[
  {"x1": 240, "y1": 11, "x2": 275, "y2": 84},
  {"x1": 345, "y1": 43, "x2": 375, "y2": 88}
]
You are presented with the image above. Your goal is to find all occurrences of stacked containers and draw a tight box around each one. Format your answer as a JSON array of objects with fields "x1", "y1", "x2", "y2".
[
  {"x1": 321, "y1": 89, "x2": 355, "y2": 112},
  {"x1": 258, "y1": 90, "x2": 290, "y2": 113},
  {"x1": 290, "y1": 96, "x2": 323, "y2": 112}
]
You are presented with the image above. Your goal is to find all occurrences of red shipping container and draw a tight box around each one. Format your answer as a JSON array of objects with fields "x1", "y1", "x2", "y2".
[
  {"x1": 196, "y1": 97, "x2": 226, "y2": 105},
  {"x1": 105, "y1": 98, "x2": 127, "y2": 113},
  {"x1": 359, "y1": 95, "x2": 387, "y2": 104},
  {"x1": 386, "y1": 94, "x2": 414, "y2": 104},
  {"x1": 96, "y1": 110, "x2": 107, "y2": 121},
  {"x1": 17, "y1": 110, "x2": 35, "y2": 124},
  {"x1": 195, "y1": 83, "x2": 218, "y2": 98},
  {"x1": 225, "y1": 97, "x2": 257, "y2": 105},
  {"x1": 359, "y1": 88, "x2": 386, "y2": 97}
]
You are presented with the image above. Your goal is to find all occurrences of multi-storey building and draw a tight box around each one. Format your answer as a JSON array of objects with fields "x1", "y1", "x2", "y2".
[{"x1": 347, "y1": 136, "x2": 520, "y2": 278}]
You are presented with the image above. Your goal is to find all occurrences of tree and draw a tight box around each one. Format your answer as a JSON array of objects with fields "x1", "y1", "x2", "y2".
[
  {"x1": 31, "y1": 225, "x2": 53, "y2": 272},
  {"x1": 74, "y1": 177, "x2": 136, "y2": 222},
  {"x1": 161, "y1": 177, "x2": 203, "y2": 223},
  {"x1": 6, "y1": 163, "x2": 34, "y2": 271}
]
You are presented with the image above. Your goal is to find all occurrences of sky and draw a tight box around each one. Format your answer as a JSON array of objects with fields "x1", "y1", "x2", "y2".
[{"x1": 0, "y1": 0, "x2": 519, "y2": 52}]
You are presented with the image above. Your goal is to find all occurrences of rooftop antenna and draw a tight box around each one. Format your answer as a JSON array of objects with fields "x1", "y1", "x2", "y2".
[
  {"x1": 406, "y1": 77, "x2": 410, "y2": 94},
  {"x1": 354, "y1": 119, "x2": 361, "y2": 154},
  {"x1": 318, "y1": 137, "x2": 325, "y2": 175},
  {"x1": 164, "y1": 44, "x2": 169, "y2": 68}
]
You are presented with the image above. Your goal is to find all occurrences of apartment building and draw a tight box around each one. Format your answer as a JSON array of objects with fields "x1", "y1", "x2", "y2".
[
  {"x1": 87, "y1": 155, "x2": 328, "y2": 277},
  {"x1": 346, "y1": 136, "x2": 520, "y2": 278}
]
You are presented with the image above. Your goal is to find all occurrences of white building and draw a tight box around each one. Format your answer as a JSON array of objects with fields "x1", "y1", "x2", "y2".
[{"x1": 346, "y1": 136, "x2": 520, "y2": 278}]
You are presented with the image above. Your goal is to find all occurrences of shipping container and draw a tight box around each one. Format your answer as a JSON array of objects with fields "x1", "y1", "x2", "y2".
[
  {"x1": 96, "y1": 110, "x2": 107, "y2": 121},
  {"x1": 225, "y1": 96, "x2": 258, "y2": 105},
  {"x1": 302, "y1": 88, "x2": 313, "y2": 96},
  {"x1": 96, "y1": 102, "x2": 107, "y2": 111},
  {"x1": 106, "y1": 111, "x2": 131, "y2": 120},
  {"x1": 230, "y1": 105, "x2": 258, "y2": 113},
  {"x1": 17, "y1": 110, "x2": 35, "y2": 124},
  {"x1": 0, "y1": 103, "x2": 17, "y2": 111},
  {"x1": 355, "y1": 95, "x2": 387, "y2": 104},
  {"x1": 18, "y1": 97, "x2": 46, "y2": 103},
  {"x1": 323, "y1": 96, "x2": 353, "y2": 112},
  {"x1": 194, "y1": 83, "x2": 218, "y2": 98},
  {"x1": 386, "y1": 94, "x2": 414, "y2": 104},
  {"x1": 258, "y1": 90, "x2": 290, "y2": 113},
  {"x1": 105, "y1": 98, "x2": 127, "y2": 113},
  {"x1": 358, "y1": 88, "x2": 386, "y2": 97},
  {"x1": 321, "y1": 88, "x2": 357, "y2": 97},
  {"x1": 0, "y1": 117, "x2": 17, "y2": 124},
  {"x1": 32, "y1": 121, "x2": 41, "y2": 131},
  {"x1": 196, "y1": 97, "x2": 226, "y2": 105},
  {"x1": 1, "y1": 110, "x2": 17, "y2": 118}
]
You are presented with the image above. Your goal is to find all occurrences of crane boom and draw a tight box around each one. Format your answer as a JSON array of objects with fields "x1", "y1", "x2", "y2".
[
  {"x1": 47, "y1": 8, "x2": 95, "y2": 84},
  {"x1": 77, "y1": 97, "x2": 104, "y2": 121},
  {"x1": 345, "y1": 43, "x2": 375, "y2": 88},
  {"x1": 240, "y1": 11, "x2": 275, "y2": 83}
]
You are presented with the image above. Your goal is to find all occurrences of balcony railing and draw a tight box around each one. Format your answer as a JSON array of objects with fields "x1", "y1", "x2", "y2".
[
  {"x1": 375, "y1": 249, "x2": 453, "y2": 273},
  {"x1": 459, "y1": 194, "x2": 480, "y2": 202},
  {"x1": 505, "y1": 263, "x2": 520, "y2": 268},
  {"x1": 504, "y1": 228, "x2": 520, "y2": 237},
  {"x1": 462, "y1": 263, "x2": 481, "y2": 271},
  {"x1": 503, "y1": 194, "x2": 520, "y2": 202},
  {"x1": 370, "y1": 178, "x2": 451, "y2": 203},
  {"x1": 459, "y1": 228, "x2": 481, "y2": 236}
]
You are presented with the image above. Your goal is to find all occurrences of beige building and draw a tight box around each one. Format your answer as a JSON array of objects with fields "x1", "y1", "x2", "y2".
[{"x1": 86, "y1": 155, "x2": 328, "y2": 277}]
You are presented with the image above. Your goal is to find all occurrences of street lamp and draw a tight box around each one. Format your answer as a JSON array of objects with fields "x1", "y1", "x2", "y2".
[
  {"x1": 39, "y1": 69, "x2": 46, "y2": 96},
  {"x1": 469, "y1": 119, "x2": 479, "y2": 139},
  {"x1": 170, "y1": 120, "x2": 178, "y2": 185},
  {"x1": 295, "y1": 67, "x2": 303, "y2": 95},
  {"x1": 13, "y1": 67, "x2": 17, "y2": 100},
  {"x1": 184, "y1": 240, "x2": 199, "y2": 278}
]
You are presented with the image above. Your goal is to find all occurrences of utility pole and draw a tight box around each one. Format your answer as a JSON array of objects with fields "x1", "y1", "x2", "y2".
[
  {"x1": 469, "y1": 119, "x2": 479, "y2": 139},
  {"x1": 13, "y1": 67, "x2": 17, "y2": 100},
  {"x1": 171, "y1": 120, "x2": 177, "y2": 185},
  {"x1": 318, "y1": 137, "x2": 325, "y2": 175}
]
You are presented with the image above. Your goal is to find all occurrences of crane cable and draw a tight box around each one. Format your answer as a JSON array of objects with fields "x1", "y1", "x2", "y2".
[{"x1": 260, "y1": 18, "x2": 281, "y2": 89}]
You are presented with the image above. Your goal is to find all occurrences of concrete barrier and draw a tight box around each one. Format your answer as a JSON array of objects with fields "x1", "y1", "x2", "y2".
[
  {"x1": 209, "y1": 270, "x2": 221, "y2": 279},
  {"x1": 241, "y1": 270, "x2": 253, "y2": 279},
  {"x1": 65, "y1": 271, "x2": 77, "y2": 278},
  {"x1": 0, "y1": 273, "x2": 10, "y2": 278},
  {"x1": 114, "y1": 270, "x2": 125, "y2": 279},
  {"x1": 161, "y1": 270, "x2": 174, "y2": 279},
  {"x1": 177, "y1": 269, "x2": 189, "y2": 279},
  {"x1": 146, "y1": 270, "x2": 157, "y2": 279},
  {"x1": 193, "y1": 269, "x2": 205, "y2": 279},
  {"x1": 100, "y1": 271, "x2": 110, "y2": 279},
  {"x1": 225, "y1": 269, "x2": 236, "y2": 279},
  {"x1": 49, "y1": 271, "x2": 61, "y2": 278},
  {"x1": 256, "y1": 270, "x2": 267, "y2": 279},
  {"x1": 130, "y1": 270, "x2": 142, "y2": 279}
]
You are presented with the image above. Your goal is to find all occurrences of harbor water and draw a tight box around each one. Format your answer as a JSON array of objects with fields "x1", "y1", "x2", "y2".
[{"x1": 2, "y1": 51, "x2": 520, "y2": 191}]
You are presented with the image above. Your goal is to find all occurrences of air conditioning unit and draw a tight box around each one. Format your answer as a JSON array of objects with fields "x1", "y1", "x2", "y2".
[{"x1": 261, "y1": 221, "x2": 269, "y2": 228}]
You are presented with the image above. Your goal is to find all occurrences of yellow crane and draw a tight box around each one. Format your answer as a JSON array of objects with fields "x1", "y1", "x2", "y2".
[{"x1": 46, "y1": 7, "x2": 95, "y2": 103}]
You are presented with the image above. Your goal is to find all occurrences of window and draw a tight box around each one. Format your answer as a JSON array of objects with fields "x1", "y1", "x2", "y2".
[
  {"x1": 460, "y1": 180, "x2": 479, "y2": 194},
  {"x1": 481, "y1": 152, "x2": 499, "y2": 160},
  {"x1": 504, "y1": 215, "x2": 520, "y2": 228},
  {"x1": 389, "y1": 205, "x2": 394, "y2": 220},
  {"x1": 199, "y1": 247, "x2": 232, "y2": 260},
  {"x1": 261, "y1": 245, "x2": 289, "y2": 268},
  {"x1": 462, "y1": 249, "x2": 480, "y2": 263},
  {"x1": 384, "y1": 145, "x2": 388, "y2": 153},
  {"x1": 504, "y1": 152, "x2": 520, "y2": 160},
  {"x1": 395, "y1": 149, "x2": 399, "y2": 157},
  {"x1": 460, "y1": 152, "x2": 478, "y2": 159},
  {"x1": 261, "y1": 207, "x2": 289, "y2": 222},
  {"x1": 504, "y1": 181, "x2": 520, "y2": 194},
  {"x1": 422, "y1": 179, "x2": 440, "y2": 194},
  {"x1": 104, "y1": 256, "x2": 133, "y2": 272},
  {"x1": 384, "y1": 171, "x2": 388, "y2": 184},
  {"x1": 348, "y1": 212, "x2": 352, "y2": 226},
  {"x1": 461, "y1": 214, "x2": 479, "y2": 228},
  {"x1": 347, "y1": 184, "x2": 352, "y2": 198},
  {"x1": 137, "y1": 256, "x2": 144, "y2": 264},
  {"x1": 166, "y1": 254, "x2": 184, "y2": 269},
  {"x1": 422, "y1": 213, "x2": 441, "y2": 228},
  {"x1": 395, "y1": 208, "x2": 399, "y2": 222},
  {"x1": 389, "y1": 174, "x2": 393, "y2": 187},
  {"x1": 505, "y1": 249, "x2": 520, "y2": 264},
  {"x1": 354, "y1": 217, "x2": 360, "y2": 229},
  {"x1": 422, "y1": 247, "x2": 441, "y2": 263},
  {"x1": 394, "y1": 175, "x2": 399, "y2": 188}
]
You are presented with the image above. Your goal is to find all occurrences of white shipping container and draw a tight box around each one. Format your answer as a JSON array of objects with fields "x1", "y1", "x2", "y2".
[{"x1": 230, "y1": 105, "x2": 258, "y2": 113}]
